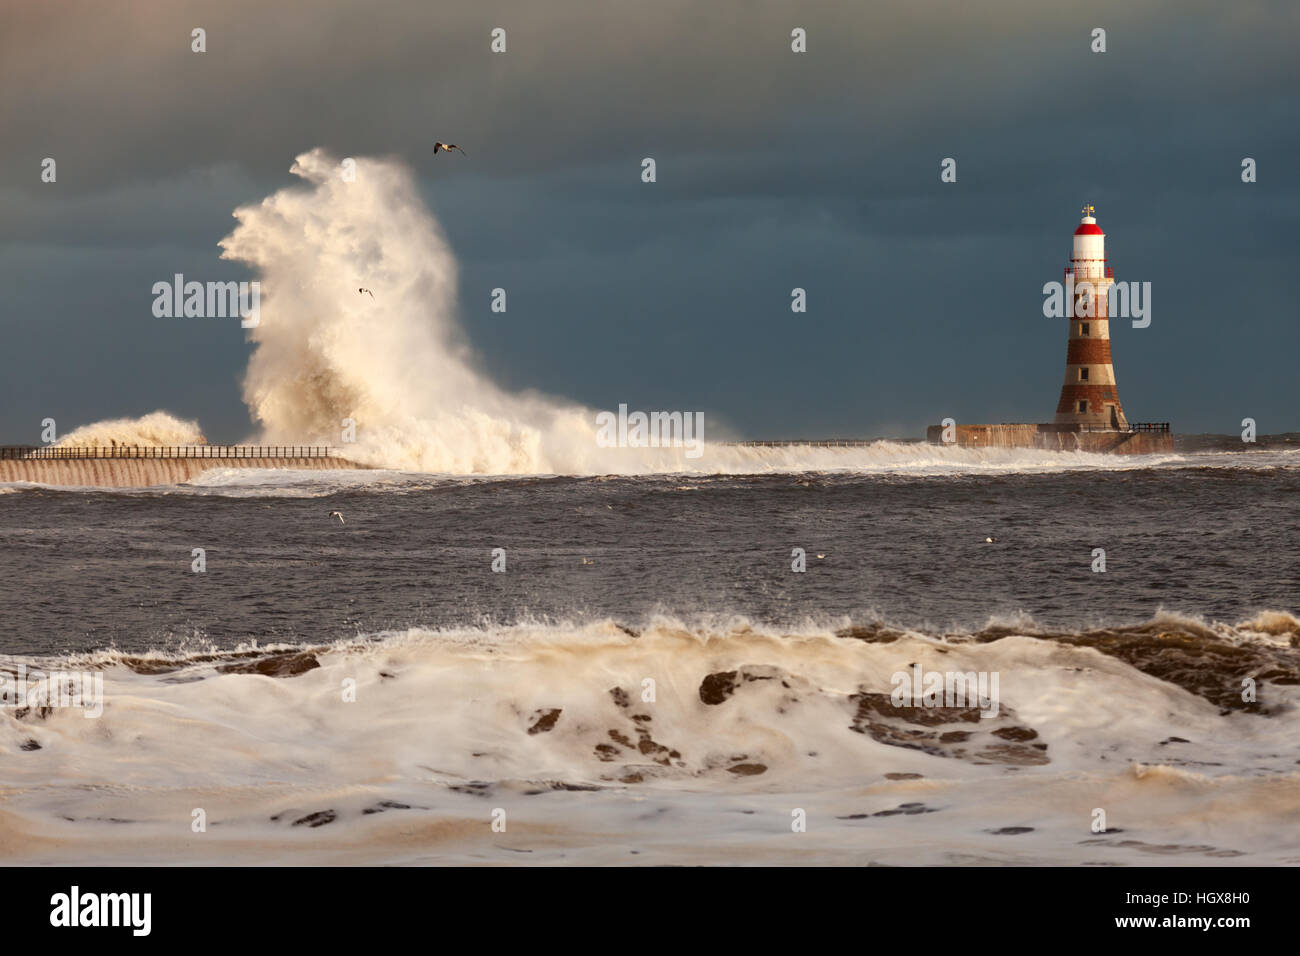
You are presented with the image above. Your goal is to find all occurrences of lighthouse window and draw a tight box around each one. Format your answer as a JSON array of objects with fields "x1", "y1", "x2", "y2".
[
  {"x1": 1078, "y1": 400, "x2": 1088, "y2": 413},
  {"x1": 1081, "y1": 322, "x2": 1090, "y2": 336},
  {"x1": 1078, "y1": 368, "x2": 1089, "y2": 381}
]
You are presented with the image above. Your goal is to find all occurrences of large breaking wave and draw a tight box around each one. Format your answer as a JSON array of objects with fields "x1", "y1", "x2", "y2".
[{"x1": 217, "y1": 148, "x2": 617, "y2": 473}]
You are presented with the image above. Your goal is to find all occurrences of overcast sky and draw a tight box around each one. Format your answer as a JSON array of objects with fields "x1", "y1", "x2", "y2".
[{"x1": 2, "y1": 0, "x2": 1296, "y2": 442}]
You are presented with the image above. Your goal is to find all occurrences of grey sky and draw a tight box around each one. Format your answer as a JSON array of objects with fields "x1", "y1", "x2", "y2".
[{"x1": 2, "y1": 0, "x2": 1297, "y2": 442}]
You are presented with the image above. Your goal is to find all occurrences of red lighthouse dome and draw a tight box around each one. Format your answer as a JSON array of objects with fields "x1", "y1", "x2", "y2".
[{"x1": 1070, "y1": 204, "x2": 1106, "y2": 275}]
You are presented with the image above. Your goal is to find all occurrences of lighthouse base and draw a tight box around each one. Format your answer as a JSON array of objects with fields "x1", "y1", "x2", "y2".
[{"x1": 925, "y1": 423, "x2": 1173, "y2": 455}]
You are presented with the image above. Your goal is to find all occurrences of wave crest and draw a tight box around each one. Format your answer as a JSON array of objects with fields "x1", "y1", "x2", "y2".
[{"x1": 55, "y1": 411, "x2": 204, "y2": 448}]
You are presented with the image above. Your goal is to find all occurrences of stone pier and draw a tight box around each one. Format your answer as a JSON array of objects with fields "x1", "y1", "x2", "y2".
[
  {"x1": 924, "y1": 424, "x2": 1174, "y2": 454},
  {"x1": 0, "y1": 445, "x2": 371, "y2": 488}
]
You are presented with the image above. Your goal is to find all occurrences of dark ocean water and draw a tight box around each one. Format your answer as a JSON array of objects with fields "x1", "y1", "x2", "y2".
[{"x1": 2, "y1": 453, "x2": 1297, "y2": 656}]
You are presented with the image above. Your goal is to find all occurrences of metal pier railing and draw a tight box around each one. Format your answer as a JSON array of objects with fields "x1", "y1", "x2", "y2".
[
  {"x1": 0, "y1": 445, "x2": 338, "y2": 460},
  {"x1": 1073, "y1": 423, "x2": 1170, "y2": 434}
]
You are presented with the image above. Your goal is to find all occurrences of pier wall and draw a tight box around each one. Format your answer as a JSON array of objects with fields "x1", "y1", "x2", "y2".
[
  {"x1": 0, "y1": 448, "x2": 369, "y2": 488},
  {"x1": 924, "y1": 424, "x2": 1173, "y2": 455}
]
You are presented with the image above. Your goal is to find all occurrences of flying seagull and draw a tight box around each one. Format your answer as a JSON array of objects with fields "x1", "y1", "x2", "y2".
[
  {"x1": 329, "y1": 511, "x2": 345, "y2": 524},
  {"x1": 358, "y1": 288, "x2": 374, "y2": 298},
  {"x1": 433, "y1": 142, "x2": 467, "y2": 156}
]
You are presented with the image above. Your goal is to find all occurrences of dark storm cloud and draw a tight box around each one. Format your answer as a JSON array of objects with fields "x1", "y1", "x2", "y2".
[
  {"x1": 1, "y1": 0, "x2": 1297, "y2": 440},
  {"x1": 4, "y1": 0, "x2": 1293, "y2": 191}
]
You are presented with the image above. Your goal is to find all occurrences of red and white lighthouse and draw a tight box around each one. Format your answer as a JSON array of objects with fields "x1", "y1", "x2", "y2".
[{"x1": 1054, "y1": 205, "x2": 1127, "y2": 429}]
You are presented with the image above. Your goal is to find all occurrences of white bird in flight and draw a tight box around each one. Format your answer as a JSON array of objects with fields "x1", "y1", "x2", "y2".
[
  {"x1": 358, "y1": 288, "x2": 374, "y2": 298},
  {"x1": 329, "y1": 511, "x2": 345, "y2": 524},
  {"x1": 433, "y1": 142, "x2": 467, "y2": 156}
]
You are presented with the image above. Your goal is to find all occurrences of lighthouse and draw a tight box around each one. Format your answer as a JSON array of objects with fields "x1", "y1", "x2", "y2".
[
  {"x1": 923, "y1": 205, "x2": 1170, "y2": 453},
  {"x1": 1054, "y1": 205, "x2": 1127, "y2": 429}
]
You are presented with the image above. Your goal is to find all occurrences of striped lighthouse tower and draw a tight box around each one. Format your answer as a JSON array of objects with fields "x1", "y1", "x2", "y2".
[{"x1": 1055, "y1": 205, "x2": 1127, "y2": 429}]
